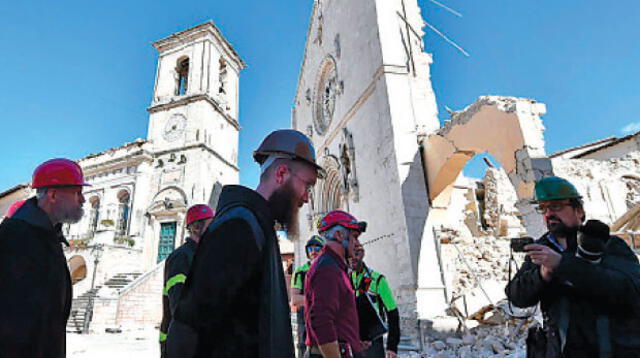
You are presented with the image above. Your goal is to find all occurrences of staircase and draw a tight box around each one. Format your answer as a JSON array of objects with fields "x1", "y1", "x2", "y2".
[
  {"x1": 66, "y1": 272, "x2": 142, "y2": 333},
  {"x1": 103, "y1": 272, "x2": 142, "y2": 293},
  {"x1": 66, "y1": 287, "x2": 101, "y2": 333}
]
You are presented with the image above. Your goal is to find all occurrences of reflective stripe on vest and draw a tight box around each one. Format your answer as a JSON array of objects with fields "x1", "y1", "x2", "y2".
[{"x1": 163, "y1": 273, "x2": 187, "y2": 296}]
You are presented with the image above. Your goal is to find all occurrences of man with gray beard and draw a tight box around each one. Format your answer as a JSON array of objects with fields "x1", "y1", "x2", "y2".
[
  {"x1": 167, "y1": 129, "x2": 324, "y2": 358},
  {"x1": 0, "y1": 158, "x2": 88, "y2": 358}
]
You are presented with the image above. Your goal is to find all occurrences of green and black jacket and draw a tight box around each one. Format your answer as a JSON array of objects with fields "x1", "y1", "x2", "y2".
[
  {"x1": 351, "y1": 264, "x2": 400, "y2": 353},
  {"x1": 159, "y1": 237, "x2": 197, "y2": 348}
]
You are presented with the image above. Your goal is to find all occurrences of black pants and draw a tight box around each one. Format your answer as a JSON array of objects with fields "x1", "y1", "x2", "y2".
[
  {"x1": 297, "y1": 308, "x2": 307, "y2": 358},
  {"x1": 362, "y1": 337, "x2": 384, "y2": 358}
]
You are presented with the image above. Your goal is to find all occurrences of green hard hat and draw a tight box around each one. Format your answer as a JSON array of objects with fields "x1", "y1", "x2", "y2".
[
  {"x1": 305, "y1": 235, "x2": 325, "y2": 248},
  {"x1": 534, "y1": 176, "x2": 581, "y2": 202}
]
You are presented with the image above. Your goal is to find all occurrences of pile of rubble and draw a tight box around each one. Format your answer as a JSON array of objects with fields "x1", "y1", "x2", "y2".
[
  {"x1": 403, "y1": 319, "x2": 533, "y2": 358},
  {"x1": 417, "y1": 229, "x2": 536, "y2": 357},
  {"x1": 440, "y1": 233, "x2": 522, "y2": 299}
]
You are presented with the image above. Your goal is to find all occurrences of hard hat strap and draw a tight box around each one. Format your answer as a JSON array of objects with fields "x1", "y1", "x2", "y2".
[{"x1": 260, "y1": 153, "x2": 296, "y2": 174}]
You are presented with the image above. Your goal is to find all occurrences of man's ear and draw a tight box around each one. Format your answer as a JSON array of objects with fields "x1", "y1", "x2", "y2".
[
  {"x1": 274, "y1": 164, "x2": 289, "y2": 185},
  {"x1": 47, "y1": 188, "x2": 57, "y2": 202}
]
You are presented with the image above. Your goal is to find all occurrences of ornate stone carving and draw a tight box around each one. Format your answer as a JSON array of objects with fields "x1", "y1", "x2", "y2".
[{"x1": 339, "y1": 127, "x2": 359, "y2": 202}]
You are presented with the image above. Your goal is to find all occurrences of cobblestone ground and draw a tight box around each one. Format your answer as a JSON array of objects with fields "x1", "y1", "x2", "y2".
[{"x1": 67, "y1": 326, "x2": 159, "y2": 358}]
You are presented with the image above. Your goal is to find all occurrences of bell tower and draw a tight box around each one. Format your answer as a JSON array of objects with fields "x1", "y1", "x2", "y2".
[
  {"x1": 147, "y1": 21, "x2": 245, "y2": 162},
  {"x1": 141, "y1": 22, "x2": 245, "y2": 268}
]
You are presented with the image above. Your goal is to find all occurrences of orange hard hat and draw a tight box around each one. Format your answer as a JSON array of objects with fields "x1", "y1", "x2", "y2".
[
  {"x1": 5, "y1": 200, "x2": 25, "y2": 218},
  {"x1": 253, "y1": 129, "x2": 326, "y2": 178},
  {"x1": 32, "y1": 158, "x2": 89, "y2": 189},
  {"x1": 185, "y1": 204, "x2": 215, "y2": 226}
]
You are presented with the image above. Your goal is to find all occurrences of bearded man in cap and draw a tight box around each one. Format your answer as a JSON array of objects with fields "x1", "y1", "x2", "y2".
[
  {"x1": 167, "y1": 129, "x2": 324, "y2": 358},
  {"x1": 506, "y1": 176, "x2": 640, "y2": 357},
  {"x1": 0, "y1": 158, "x2": 88, "y2": 358}
]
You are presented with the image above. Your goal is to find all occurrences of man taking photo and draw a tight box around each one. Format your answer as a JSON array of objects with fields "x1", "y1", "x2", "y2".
[{"x1": 506, "y1": 176, "x2": 640, "y2": 357}]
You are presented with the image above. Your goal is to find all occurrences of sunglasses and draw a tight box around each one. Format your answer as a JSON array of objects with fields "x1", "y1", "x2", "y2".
[
  {"x1": 306, "y1": 245, "x2": 322, "y2": 253},
  {"x1": 535, "y1": 202, "x2": 572, "y2": 214}
]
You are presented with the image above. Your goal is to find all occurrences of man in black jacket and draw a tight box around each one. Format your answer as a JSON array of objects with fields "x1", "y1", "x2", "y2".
[
  {"x1": 506, "y1": 176, "x2": 640, "y2": 358},
  {"x1": 0, "y1": 158, "x2": 88, "y2": 358},
  {"x1": 166, "y1": 129, "x2": 324, "y2": 358},
  {"x1": 159, "y1": 204, "x2": 214, "y2": 357}
]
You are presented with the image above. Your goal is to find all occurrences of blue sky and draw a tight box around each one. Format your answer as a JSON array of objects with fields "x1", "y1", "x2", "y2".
[{"x1": 0, "y1": 0, "x2": 639, "y2": 191}]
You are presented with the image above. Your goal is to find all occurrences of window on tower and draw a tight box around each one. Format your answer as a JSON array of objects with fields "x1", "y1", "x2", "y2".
[
  {"x1": 218, "y1": 58, "x2": 227, "y2": 95},
  {"x1": 175, "y1": 57, "x2": 189, "y2": 95}
]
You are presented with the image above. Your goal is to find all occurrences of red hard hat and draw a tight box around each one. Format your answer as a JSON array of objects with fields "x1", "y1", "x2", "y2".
[
  {"x1": 32, "y1": 158, "x2": 89, "y2": 189},
  {"x1": 186, "y1": 204, "x2": 215, "y2": 226},
  {"x1": 317, "y1": 210, "x2": 367, "y2": 233},
  {"x1": 5, "y1": 200, "x2": 25, "y2": 218}
]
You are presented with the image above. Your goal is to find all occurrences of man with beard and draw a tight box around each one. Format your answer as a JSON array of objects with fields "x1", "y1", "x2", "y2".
[
  {"x1": 166, "y1": 129, "x2": 324, "y2": 358},
  {"x1": 159, "y1": 204, "x2": 215, "y2": 358},
  {"x1": 506, "y1": 176, "x2": 640, "y2": 357},
  {"x1": 0, "y1": 158, "x2": 87, "y2": 358},
  {"x1": 350, "y1": 243, "x2": 400, "y2": 358},
  {"x1": 290, "y1": 235, "x2": 325, "y2": 357}
]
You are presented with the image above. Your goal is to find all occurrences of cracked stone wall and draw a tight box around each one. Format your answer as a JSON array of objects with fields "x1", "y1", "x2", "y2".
[
  {"x1": 552, "y1": 151, "x2": 640, "y2": 226},
  {"x1": 483, "y1": 167, "x2": 525, "y2": 238}
]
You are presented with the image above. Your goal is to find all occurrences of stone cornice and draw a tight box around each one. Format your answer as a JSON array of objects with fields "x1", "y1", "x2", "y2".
[
  {"x1": 153, "y1": 143, "x2": 240, "y2": 172},
  {"x1": 82, "y1": 151, "x2": 154, "y2": 175},
  {"x1": 147, "y1": 94, "x2": 241, "y2": 131},
  {"x1": 153, "y1": 21, "x2": 246, "y2": 71}
]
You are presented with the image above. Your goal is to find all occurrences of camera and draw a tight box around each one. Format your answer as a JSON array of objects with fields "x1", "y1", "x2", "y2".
[{"x1": 510, "y1": 237, "x2": 534, "y2": 253}]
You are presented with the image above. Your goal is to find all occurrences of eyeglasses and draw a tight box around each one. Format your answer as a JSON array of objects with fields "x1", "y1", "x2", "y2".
[
  {"x1": 306, "y1": 245, "x2": 322, "y2": 253},
  {"x1": 290, "y1": 171, "x2": 315, "y2": 194},
  {"x1": 535, "y1": 202, "x2": 572, "y2": 214}
]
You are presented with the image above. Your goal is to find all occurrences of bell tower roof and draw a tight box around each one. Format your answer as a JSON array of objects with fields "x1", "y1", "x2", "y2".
[{"x1": 152, "y1": 21, "x2": 246, "y2": 71}]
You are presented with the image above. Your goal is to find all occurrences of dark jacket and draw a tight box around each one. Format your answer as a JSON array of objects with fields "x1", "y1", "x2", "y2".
[
  {"x1": 506, "y1": 232, "x2": 640, "y2": 358},
  {"x1": 160, "y1": 237, "x2": 197, "y2": 356},
  {"x1": 305, "y1": 246, "x2": 362, "y2": 354},
  {"x1": 0, "y1": 197, "x2": 72, "y2": 358},
  {"x1": 166, "y1": 185, "x2": 295, "y2": 358}
]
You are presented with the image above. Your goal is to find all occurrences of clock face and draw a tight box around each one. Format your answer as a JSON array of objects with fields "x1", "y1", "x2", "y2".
[{"x1": 163, "y1": 114, "x2": 187, "y2": 142}]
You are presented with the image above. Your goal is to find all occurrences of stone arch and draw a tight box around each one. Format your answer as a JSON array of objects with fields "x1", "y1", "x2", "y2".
[
  {"x1": 416, "y1": 96, "x2": 551, "y2": 318},
  {"x1": 87, "y1": 194, "x2": 101, "y2": 234},
  {"x1": 147, "y1": 186, "x2": 188, "y2": 215},
  {"x1": 421, "y1": 97, "x2": 550, "y2": 208},
  {"x1": 314, "y1": 155, "x2": 346, "y2": 221},
  {"x1": 115, "y1": 189, "x2": 131, "y2": 236}
]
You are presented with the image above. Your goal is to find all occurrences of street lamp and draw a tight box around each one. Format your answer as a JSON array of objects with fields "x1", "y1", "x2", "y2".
[{"x1": 82, "y1": 243, "x2": 104, "y2": 334}]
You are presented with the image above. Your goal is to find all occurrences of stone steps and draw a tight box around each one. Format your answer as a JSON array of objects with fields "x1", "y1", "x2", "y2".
[{"x1": 66, "y1": 271, "x2": 142, "y2": 333}]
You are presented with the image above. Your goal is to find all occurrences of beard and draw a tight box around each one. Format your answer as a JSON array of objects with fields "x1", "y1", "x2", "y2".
[
  {"x1": 268, "y1": 180, "x2": 300, "y2": 237},
  {"x1": 56, "y1": 200, "x2": 84, "y2": 224},
  {"x1": 546, "y1": 215, "x2": 579, "y2": 238}
]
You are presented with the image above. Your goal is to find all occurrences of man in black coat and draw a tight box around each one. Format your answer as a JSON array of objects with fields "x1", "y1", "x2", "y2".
[
  {"x1": 159, "y1": 204, "x2": 215, "y2": 357},
  {"x1": 0, "y1": 158, "x2": 88, "y2": 358},
  {"x1": 506, "y1": 176, "x2": 640, "y2": 358},
  {"x1": 166, "y1": 129, "x2": 324, "y2": 358}
]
